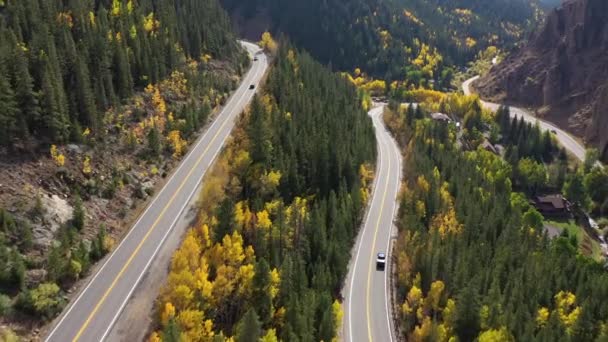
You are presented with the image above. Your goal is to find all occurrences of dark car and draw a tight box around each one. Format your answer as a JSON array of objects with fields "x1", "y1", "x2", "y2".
[
  {"x1": 249, "y1": 84, "x2": 255, "y2": 90},
  {"x1": 253, "y1": 57, "x2": 259, "y2": 61},
  {"x1": 376, "y1": 252, "x2": 386, "y2": 271},
  {"x1": 550, "y1": 129, "x2": 557, "y2": 134}
]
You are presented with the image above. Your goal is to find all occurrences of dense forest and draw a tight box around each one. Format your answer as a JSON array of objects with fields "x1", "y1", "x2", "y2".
[
  {"x1": 152, "y1": 43, "x2": 376, "y2": 341},
  {"x1": 385, "y1": 99, "x2": 608, "y2": 340},
  {"x1": 222, "y1": 0, "x2": 543, "y2": 85},
  {"x1": 0, "y1": 0, "x2": 244, "y2": 148},
  {"x1": 0, "y1": 0, "x2": 250, "y2": 336}
]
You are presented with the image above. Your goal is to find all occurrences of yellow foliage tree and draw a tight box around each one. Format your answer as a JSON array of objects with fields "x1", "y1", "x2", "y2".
[
  {"x1": 260, "y1": 32, "x2": 278, "y2": 55},
  {"x1": 477, "y1": 327, "x2": 514, "y2": 342},
  {"x1": 161, "y1": 302, "x2": 176, "y2": 326},
  {"x1": 261, "y1": 329, "x2": 278, "y2": 342},
  {"x1": 430, "y1": 208, "x2": 463, "y2": 239},
  {"x1": 50, "y1": 145, "x2": 65, "y2": 167},
  {"x1": 82, "y1": 156, "x2": 92, "y2": 175},
  {"x1": 257, "y1": 210, "x2": 272, "y2": 230},
  {"x1": 168, "y1": 130, "x2": 186, "y2": 158},
  {"x1": 536, "y1": 307, "x2": 550, "y2": 328}
]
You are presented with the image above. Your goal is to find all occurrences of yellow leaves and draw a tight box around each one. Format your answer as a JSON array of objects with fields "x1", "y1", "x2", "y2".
[
  {"x1": 416, "y1": 175, "x2": 430, "y2": 193},
  {"x1": 234, "y1": 201, "x2": 253, "y2": 231},
  {"x1": 167, "y1": 130, "x2": 187, "y2": 159},
  {"x1": 465, "y1": 37, "x2": 477, "y2": 48},
  {"x1": 57, "y1": 12, "x2": 74, "y2": 28},
  {"x1": 201, "y1": 54, "x2": 212, "y2": 63},
  {"x1": 256, "y1": 210, "x2": 272, "y2": 230},
  {"x1": 360, "y1": 79, "x2": 387, "y2": 95},
  {"x1": 161, "y1": 302, "x2": 176, "y2": 326},
  {"x1": 405, "y1": 88, "x2": 446, "y2": 104},
  {"x1": 50, "y1": 145, "x2": 65, "y2": 167},
  {"x1": 415, "y1": 201, "x2": 426, "y2": 220},
  {"x1": 430, "y1": 208, "x2": 463, "y2": 239},
  {"x1": 287, "y1": 49, "x2": 299, "y2": 73},
  {"x1": 359, "y1": 163, "x2": 374, "y2": 189},
  {"x1": 536, "y1": 307, "x2": 550, "y2": 327},
  {"x1": 143, "y1": 13, "x2": 160, "y2": 33},
  {"x1": 129, "y1": 25, "x2": 137, "y2": 39},
  {"x1": 111, "y1": 0, "x2": 121, "y2": 16},
  {"x1": 378, "y1": 29, "x2": 391, "y2": 49},
  {"x1": 127, "y1": 0, "x2": 134, "y2": 14},
  {"x1": 176, "y1": 310, "x2": 214, "y2": 341},
  {"x1": 269, "y1": 268, "x2": 281, "y2": 299},
  {"x1": 82, "y1": 156, "x2": 92, "y2": 175},
  {"x1": 260, "y1": 170, "x2": 282, "y2": 195},
  {"x1": 148, "y1": 332, "x2": 161, "y2": 342},
  {"x1": 478, "y1": 327, "x2": 514, "y2": 342},
  {"x1": 237, "y1": 264, "x2": 255, "y2": 296},
  {"x1": 261, "y1": 329, "x2": 279, "y2": 342},
  {"x1": 259, "y1": 31, "x2": 278, "y2": 55},
  {"x1": 407, "y1": 285, "x2": 423, "y2": 308},
  {"x1": 555, "y1": 291, "x2": 581, "y2": 332},
  {"x1": 151, "y1": 85, "x2": 167, "y2": 114},
  {"x1": 412, "y1": 316, "x2": 432, "y2": 342},
  {"x1": 354, "y1": 68, "x2": 362, "y2": 77},
  {"x1": 332, "y1": 300, "x2": 344, "y2": 333},
  {"x1": 426, "y1": 280, "x2": 445, "y2": 312},
  {"x1": 403, "y1": 10, "x2": 423, "y2": 26}
]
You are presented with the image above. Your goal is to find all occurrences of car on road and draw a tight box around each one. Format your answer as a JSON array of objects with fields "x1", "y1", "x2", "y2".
[
  {"x1": 376, "y1": 252, "x2": 386, "y2": 270},
  {"x1": 551, "y1": 129, "x2": 557, "y2": 134},
  {"x1": 249, "y1": 84, "x2": 255, "y2": 90},
  {"x1": 253, "y1": 57, "x2": 258, "y2": 61}
]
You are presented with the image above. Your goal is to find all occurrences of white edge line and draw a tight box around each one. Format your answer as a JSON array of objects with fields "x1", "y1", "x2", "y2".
[
  {"x1": 99, "y1": 57, "x2": 266, "y2": 341},
  {"x1": 381, "y1": 107, "x2": 401, "y2": 342},
  {"x1": 45, "y1": 45, "x2": 263, "y2": 341},
  {"x1": 347, "y1": 107, "x2": 384, "y2": 342}
]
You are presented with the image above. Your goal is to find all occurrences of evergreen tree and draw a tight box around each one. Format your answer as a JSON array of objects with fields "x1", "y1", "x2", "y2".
[{"x1": 236, "y1": 309, "x2": 262, "y2": 342}]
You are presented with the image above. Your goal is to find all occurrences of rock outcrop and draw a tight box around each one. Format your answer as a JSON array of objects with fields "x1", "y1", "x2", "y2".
[{"x1": 475, "y1": 0, "x2": 608, "y2": 159}]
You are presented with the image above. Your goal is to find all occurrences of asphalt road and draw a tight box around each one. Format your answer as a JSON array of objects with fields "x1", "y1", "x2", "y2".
[
  {"x1": 44, "y1": 42, "x2": 268, "y2": 342},
  {"x1": 343, "y1": 105, "x2": 401, "y2": 342},
  {"x1": 463, "y1": 76, "x2": 588, "y2": 162}
]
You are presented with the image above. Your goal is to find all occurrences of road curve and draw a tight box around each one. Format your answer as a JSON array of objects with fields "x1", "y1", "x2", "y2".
[
  {"x1": 463, "y1": 76, "x2": 588, "y2": 163},
  {"x1": 343, "y1": 105, "x2": 401, "y2": 342},
  {"x1": 44, "y1": 42, "x2": 268, "y2": 342}
]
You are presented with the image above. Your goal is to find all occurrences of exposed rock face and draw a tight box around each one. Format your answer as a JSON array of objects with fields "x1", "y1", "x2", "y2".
[{"x1": 475, "y1": 0, "x2": 608, "y2": 159}]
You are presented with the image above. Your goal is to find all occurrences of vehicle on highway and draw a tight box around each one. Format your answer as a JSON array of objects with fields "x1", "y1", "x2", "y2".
[
  {"x1": 254, "y1": 57, "x2": 258, "y2": 61},
  {"x1": 376, "y1": 252, "x2": 386, "y2": 271},
  {"x1": 249, "y1": 84, "x2": 255, "y2": 90},
  {"x1": 551, "y1": 129, "x2": 557, "y2": 134}
]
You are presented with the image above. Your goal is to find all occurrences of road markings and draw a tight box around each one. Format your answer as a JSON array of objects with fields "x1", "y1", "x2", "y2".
[
  {"x1": 365, "y1": 114, "x2": 391, "y2": 342},
  {"x1": 50, "y1": 53, "x2": 264, "y2": 341},
  {"x1": 348, "y1": 107, "x2": 384, "y2": 342},
  {"x1": 98, "y1": 59, "x2": 266, "y2": 341},
  {"x1": 45, "y1": 44, "x2": 262, "y2": 342}
]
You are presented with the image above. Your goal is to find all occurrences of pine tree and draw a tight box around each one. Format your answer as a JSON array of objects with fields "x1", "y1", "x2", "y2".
[
  {"x1": 0, "y1": 66, "x2": 19, "y2": 146},
  {"x1": 251, "y1": 258, "x2": 273, "y2": 325},
  {"x1": 236, "y1": 309, "x2": 262, "y2": 342}
]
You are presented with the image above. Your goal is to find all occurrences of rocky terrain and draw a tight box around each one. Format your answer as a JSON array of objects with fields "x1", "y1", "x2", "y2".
[{"x1": 475, "y1": 0, "x2": 608, "y2": 159}]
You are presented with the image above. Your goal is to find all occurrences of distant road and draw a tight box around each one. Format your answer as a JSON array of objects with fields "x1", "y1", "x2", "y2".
[
  {"x1": 463, "y1": 76, "x2": 589, "y2": 163},
  {"x1": 343, "y1": 105, "x2": 401, "y2": 342},
  {"x1": 44, "y1": 42, "x2": 268, "y2": 342}
]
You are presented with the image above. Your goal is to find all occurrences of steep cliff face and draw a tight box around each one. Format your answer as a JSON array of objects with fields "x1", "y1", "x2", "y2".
[{"x1": 475, "y1": 0, "x2": 608, "y2": 158}]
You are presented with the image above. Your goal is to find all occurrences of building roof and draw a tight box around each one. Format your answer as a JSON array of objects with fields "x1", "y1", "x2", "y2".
[{"x1": 536, "y1": 195, "x2": 567, "y2": 210}]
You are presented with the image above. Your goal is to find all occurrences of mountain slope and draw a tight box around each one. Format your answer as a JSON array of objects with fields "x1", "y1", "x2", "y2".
[
  {"x1": 475, "y1": 0, "x2": 608, "y2": 159},
  {"x1": 222, "y1": 0, "x2": 543, "y2": 81}
]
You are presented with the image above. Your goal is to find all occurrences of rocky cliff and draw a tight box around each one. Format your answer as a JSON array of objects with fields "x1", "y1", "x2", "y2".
[{"x1": 475, "y1": 0, "x2": 608, "y2": 159}]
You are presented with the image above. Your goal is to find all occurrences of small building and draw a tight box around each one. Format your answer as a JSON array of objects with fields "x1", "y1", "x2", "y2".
[
  {"x1": 532, "y1": 195, "x2": 571, "y2": 218},
  {"x1": 430, "y1": 112, "x2": 451, "y2": 122}
]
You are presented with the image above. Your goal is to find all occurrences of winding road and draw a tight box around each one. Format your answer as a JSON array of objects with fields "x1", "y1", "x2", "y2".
[
  {"x1": 44, "y1": 42, "x2": 268, "y2": 342},
  {"x1": 343, "y1": 105, "x2": 401, "y2": 342},
  {"x1": 463, "y1": 76, "x2": 589, "y2": 163}
]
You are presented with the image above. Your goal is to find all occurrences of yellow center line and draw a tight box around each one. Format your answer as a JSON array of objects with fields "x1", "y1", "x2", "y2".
[
  {"x1": 366, "y1": 129, "x2": 391, "y2": 342},
  {"x1": 72, "y1": 68, "x2": 258, "y2": 341}
]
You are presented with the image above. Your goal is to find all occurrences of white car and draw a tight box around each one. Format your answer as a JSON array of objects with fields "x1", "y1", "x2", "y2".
[{"x1": 376, "y1": 252, "x2": 386, "y2": 271}]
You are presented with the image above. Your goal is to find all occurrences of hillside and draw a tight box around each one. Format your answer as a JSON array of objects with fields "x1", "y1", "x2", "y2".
[
  {"x1": 150, "y1": 43, "x2": 376, "y2": 341},
  {"x1": 222, "y1": 0, "x2": 544, "y2": 84},
  {"x1": 475, "y1": 0, "x2": 608, "y2": 160},
  {"x1": 0, "y1": 0, "x2": 247, "y2": 337}
]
